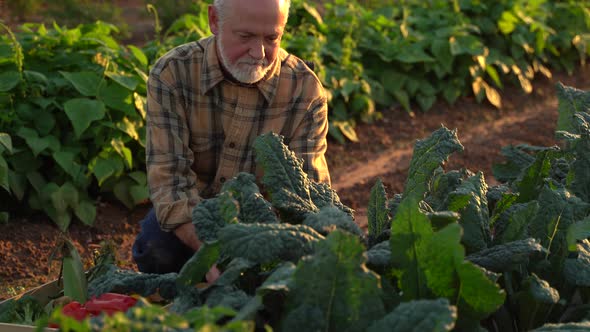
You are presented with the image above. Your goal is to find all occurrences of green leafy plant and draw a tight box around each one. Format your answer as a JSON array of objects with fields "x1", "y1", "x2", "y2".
[{"x1": 0, "y1": 22, "x2": 149, "y2": 227}]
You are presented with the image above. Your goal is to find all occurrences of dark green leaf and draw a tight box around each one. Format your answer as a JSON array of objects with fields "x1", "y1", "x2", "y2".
[
  {"x1": 403, "y1": 126, "x2": 464, "y2": 201},
  {"x1": 466, "y1": 238, "x2": 545, "y2": 272},
  {"x1": 0, "y1": 156, "x2": 8, "y2": 193},
  {"x1": 218, "y1": 223, "x2": 323, "y2": 264},
  {"x1": 447, "y1": 172, "x2": 491, "y2": 253},
  {"x1": 390, "y1": 198, "x2": 433, "y2": 300},
  {"x1": 0, "y1": 71, "x2": 20, "y2": 92},
  {"x1": 253, "y1": 133, "x2": 317, "y2": 222},
  {"x1": 60, "y1": 71, "x2": 102, "y2": 97},
  {"x1": 556, "y1": 83, "x2": 590, "y2": 135},
  {"x1": 303, "y1": 206, "x2": 361, "y2": 236},
  {"x1": 0, "y1": 133, "x2": 13, "y2": 153},
  {"x1": 367, "y1": 299, "x2": 457, "y2": 332},
  {"x1": 368, "y1": 179, "x2": 389, "y2": 239},
  {"x1": 63, "y1": 98, "x2": 106, "y2": 138},
  {"x1": 105, "y1": 71, "x2": 138, "y2": 91},
  {"x1": 283, "y1": 231, "x2": 385, "y2": 332},
  {"x1": 177, "y1": 241, "x2": 220, "y2": 288}
]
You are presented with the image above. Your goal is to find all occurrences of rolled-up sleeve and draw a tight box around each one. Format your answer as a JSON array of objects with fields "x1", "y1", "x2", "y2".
[{"x1": 146, "y1": 63, "x2": 201, "y2": 231}]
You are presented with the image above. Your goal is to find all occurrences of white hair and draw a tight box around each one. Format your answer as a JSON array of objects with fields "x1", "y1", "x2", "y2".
[{"x1": 213, "y1": 0, "x2": 291, "y2": 25}]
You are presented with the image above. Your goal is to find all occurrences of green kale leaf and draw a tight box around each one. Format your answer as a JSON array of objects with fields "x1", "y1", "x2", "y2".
[
  {"x1": 402, "y1": 125, "x2": 463, "y2": 202},
  {"x1": 218, "y1": 223, "x2": 323, "y2": 264},
  {"x1": 367, "y1": 178, "x2": 390, "y2": 242},
  {"x1": 302, "y1": 206, "x2": 362, "y2": 236},
  {"x1": 466, "y1": 238, "x2": 546, "y2": 272},
  {"x1": 366, "y1": 299, "x2": 457, "y2": 332},
  {"x1": 253, "y1": 132, "x2": 352, "y2": 223},
  {"x1": 492, "y1": 201, "x2": 539, "y2": 245},
  {"x1": 556, "y1": 82, "x2": 590, "y2": 135},
  {"x1": 221, "y1": 173, "x2": 279, "y2": 224},
  {"x1": 564, "y1": 240, "x2": 590, "y2": 287},
  {"x1": 253, "y1": 132, "x2": 318, "y2": 222},
  {"x1": 282, "y1": 231, "x2": 386, "y2": 332},
  {"x1": 447, "y1": 172, "x2": 491, "y2": 254}
]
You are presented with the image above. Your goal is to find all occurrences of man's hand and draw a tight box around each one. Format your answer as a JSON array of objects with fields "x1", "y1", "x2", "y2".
[
  {"x1": 173, "y1": 222, "x2": 202, "y2": 251},
  {"x1": 173, "y1": 222, "x2": 221, "y2": 283}
]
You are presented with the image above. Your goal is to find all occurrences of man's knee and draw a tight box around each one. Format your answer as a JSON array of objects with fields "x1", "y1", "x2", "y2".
[{"x1": 132, "y1": 209, "x2": 194, "y2": 274}]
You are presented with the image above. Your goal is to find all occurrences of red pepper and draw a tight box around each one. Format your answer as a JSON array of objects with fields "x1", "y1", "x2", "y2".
[
  {"x1": 61, "y1": 301, "x2": 91, "y2": 321},
  {"x1": 84, "y1": 293, "x2": 137, "y2": 316},
  {"x1": 59, "y1": 293, "x2": 137, "y2": 320}
]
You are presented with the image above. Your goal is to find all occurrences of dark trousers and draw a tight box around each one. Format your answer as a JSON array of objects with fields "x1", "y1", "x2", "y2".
[{"x1": 132, "y1": 209, "x2": 195, "y2": 274}]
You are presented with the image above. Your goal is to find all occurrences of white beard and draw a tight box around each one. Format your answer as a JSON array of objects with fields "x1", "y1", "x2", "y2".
[{"x1": 217, "y1": 33, "x2": 272, "y2": 84}]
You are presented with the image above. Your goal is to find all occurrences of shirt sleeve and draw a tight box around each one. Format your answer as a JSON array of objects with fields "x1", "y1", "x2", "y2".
[
  {"x1": 145, "y1": 61, "x2": 201, "y2": 231},
  {"x1": 289, "y1": 93, "x2": 331, "y2": 186}
]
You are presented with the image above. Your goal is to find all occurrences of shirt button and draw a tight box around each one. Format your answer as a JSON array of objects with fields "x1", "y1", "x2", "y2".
[
  {"x1": 220, "y1": 177, "x2": 226, "y2": 183},
  {"x1": 228, "y1": 142, "x2": 236, "y2": 148}
]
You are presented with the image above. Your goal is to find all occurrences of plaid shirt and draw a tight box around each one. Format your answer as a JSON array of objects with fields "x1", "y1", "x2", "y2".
[{"x1": 146, "y1": 36, "x2": 330, "y2": 231}]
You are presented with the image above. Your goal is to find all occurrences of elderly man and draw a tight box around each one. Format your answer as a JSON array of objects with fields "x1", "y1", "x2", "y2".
[{"x1": 132, "y1": 0, "x2": 331, "y2": 276}]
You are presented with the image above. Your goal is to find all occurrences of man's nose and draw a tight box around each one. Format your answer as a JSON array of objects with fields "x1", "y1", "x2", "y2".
[{"x1": 249, "y1": 39, "x2": 265, "y2": 60}]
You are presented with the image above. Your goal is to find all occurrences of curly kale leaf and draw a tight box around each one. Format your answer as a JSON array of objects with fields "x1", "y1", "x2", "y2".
[
  {"x1": 403, "y1": 125, "x2": 463, "y2": 201},
  {"x1": 514, "y1": 274, "x2": 561, "y2": 331},
  {"x1": 492, "y1": 145, "x2": 537, "y2": 183},
  {"x1": 282, "y1": 231, "x2": 386, "y2": 332},
  {"x1": 569, "y1": 112, "x2": 590, "y2": 202},
  {"x1": 218, "y1": 223, "x2": 323, "y2": 264},
  {"x1": 366, "y1": 240, "x2": 392, "y2": 271},
  {"x1": 253, "y1": 132, "x2": 317, "y2": 222},
  {"x1": 447, "y1": 172, "x2": 491, "y2": 254},
  {"x1": 192, "y1": 197, "x2": 229, "y2": 242},
  {"x1": 309, "y1": 181, "x2": 354, "y2": 217},
  {"x1": 530, "y1": 186, "x2": 590, "y2": 255},
  {"x1": 424, "y1": 168, "x2": 470, "y2": 211},
  {"x1": 566, "y1": 217, "x2": 590, "y2": 252},
  {"x1": 564, "y1": 240, "x2": 590, "y2": 287},
  {"x1": 515, "y1": 149, "x2": 561, "y2": 203},
  {"x1": 302, "y1": 206, "x2": 362, "y2": 237},
  {"x1": 204, "y1": 285, "x2": 251, "y2": 311},
  {"x1": 253, "y1": 132, "x2": 352, "y2": 223},
  {"x1": 221, "y1": 173, "x2": 278, "y2": 224},
  {"x1": 366, "y1": 299, "x2": 457, "y2": 332},
  {"x1": 466, "y1": 238, "x2": 545, "y2": 272},
  {"x1": 367, "y1": 179, "x2": 390, "y2": 242},
  {"x1": 492, "y1": 201, "x2": 539, "y2": 245},
  {"x1": 88, "y1": 264, "x2": 178, "y2": 299},
  {"x1": 556, "y1": 82, "x2": 590, "y2": 135}
]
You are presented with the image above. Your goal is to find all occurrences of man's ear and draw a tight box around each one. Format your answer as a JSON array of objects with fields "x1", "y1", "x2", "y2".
[{"x1": 208, "y1": 5, "x2": 219, "y2": 35}]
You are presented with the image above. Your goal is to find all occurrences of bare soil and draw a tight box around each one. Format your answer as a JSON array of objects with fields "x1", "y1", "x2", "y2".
[{"x1": 1, "y1": 3, "x2": 590, "y2": 301}]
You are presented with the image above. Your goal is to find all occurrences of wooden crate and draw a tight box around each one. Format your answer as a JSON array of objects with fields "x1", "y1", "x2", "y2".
[{"x1": 0, "y1": 279, "x2": 61, "y2": 332}]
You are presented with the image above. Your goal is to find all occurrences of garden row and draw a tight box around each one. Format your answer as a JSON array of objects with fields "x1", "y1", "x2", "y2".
[
  {"x1": 0, "y1": 0, "x2": 589, "y2": 226},
  {"x1": 2, "y1": 83, "x2": 590, "y2": 331}
]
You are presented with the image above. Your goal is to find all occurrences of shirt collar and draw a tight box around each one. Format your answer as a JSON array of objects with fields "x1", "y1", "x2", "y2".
[{"x1": 199, "y1": 36, "x2": 281, "y2": 104}]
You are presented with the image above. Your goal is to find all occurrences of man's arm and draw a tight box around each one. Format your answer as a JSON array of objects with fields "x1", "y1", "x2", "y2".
[{"x1": 146, "y1": 60, "x2": 202, "y2": 243}]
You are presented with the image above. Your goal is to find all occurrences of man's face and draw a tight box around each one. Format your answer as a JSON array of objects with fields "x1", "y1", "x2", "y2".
[{"x1": 209, "y1": 0, "x2": 287, "y2": 84}]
